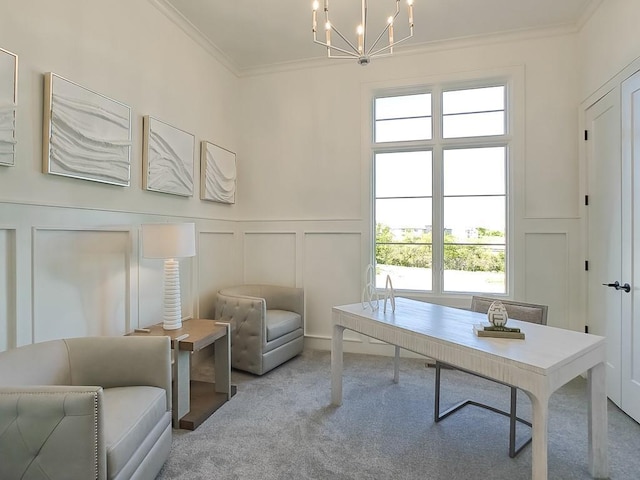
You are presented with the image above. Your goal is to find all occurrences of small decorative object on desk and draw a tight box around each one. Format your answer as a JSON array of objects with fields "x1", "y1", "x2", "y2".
[
  {"x1": 474, "y1": 300, "x2": 525, "y2": 339},
  {"x1": 383, "y1": 274, "x2": 395, "y2": 313},
  {"x1": 361, "y1": 264, "x2": 380, "y2": 311},
  {"x1": 487, "y1": 300, "x2": 508, "y2": 327}
]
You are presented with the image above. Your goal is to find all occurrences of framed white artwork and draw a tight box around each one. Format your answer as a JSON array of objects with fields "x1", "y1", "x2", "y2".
[
  {"x1": 42, "y1": 72, "x2": 132, "y2": 185},
  {"x1": 143, "y1": 116, "x2": 195, "y2": 197},
  {"x1": 200, "y1": 141, "x2": 236, "y2": 204},
  {"x1": 0, "y1": 47, "x2": 18, "y2": 167}
]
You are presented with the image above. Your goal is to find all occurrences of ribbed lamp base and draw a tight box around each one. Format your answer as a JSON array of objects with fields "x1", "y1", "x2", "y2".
[{"x1": 162, "y1": 258, "x2": 183, "y2": 330}]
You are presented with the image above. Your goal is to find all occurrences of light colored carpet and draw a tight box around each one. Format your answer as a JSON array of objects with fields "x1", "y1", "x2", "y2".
[{"x1": 157, "y1": 350, "x2": 639, "y2": 479}]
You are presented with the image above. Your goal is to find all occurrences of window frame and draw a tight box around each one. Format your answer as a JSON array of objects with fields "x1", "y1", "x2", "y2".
[{"x1": 371, "y1": 79, "x2": 513, "y2": 296}]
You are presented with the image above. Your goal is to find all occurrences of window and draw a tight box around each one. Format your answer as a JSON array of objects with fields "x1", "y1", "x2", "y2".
[{"x1": 373, "y1": 84, "x2": 508, "y2": 294}]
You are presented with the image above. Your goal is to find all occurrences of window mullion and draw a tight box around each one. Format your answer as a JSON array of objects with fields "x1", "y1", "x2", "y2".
[
  {"x1": 431, "y1": 87, "x2": 443, "y2": 294},
  {"x1": 432, "y1": 145, "x2": 444, "y2": 294}
]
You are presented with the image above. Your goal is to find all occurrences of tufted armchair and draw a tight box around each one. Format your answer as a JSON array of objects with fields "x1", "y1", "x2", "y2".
[{"x1": 215, "y1": 284, "x2": 304, "y2": 375}]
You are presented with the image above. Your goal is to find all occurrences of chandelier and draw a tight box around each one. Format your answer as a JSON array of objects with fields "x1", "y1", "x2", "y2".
[{"x1": 312, "y1": 0, "x2": 414, "y2": 66}]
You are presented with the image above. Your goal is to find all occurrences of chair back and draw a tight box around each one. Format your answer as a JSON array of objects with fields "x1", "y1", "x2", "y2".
[{"x1": 470, "y1": 296, "x2": 548, "y2": 325}]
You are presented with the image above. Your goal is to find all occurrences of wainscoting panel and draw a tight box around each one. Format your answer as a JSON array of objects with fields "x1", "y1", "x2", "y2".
[
  {"x1": 243, "y1": 232, "x2": 296, "y2": 286},
  {"x1": 303, "y1": 232, "x2": 362, "y2": 340},
  {"x1": 33, "y1": 228, "x2": 131, "y2": 342},
  {"x1": 524, "y1": 232, "x2": 569, "y2": 328},
  {"x1": 0, "y1": 228, "x2": 16, "y2": 352},
  {"x1": 197, "y1": 231, "x2": 239, "y2": 319}
]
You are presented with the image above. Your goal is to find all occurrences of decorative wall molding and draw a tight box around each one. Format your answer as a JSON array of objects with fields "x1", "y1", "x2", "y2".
[
  {"x1": 31, "y1": 227, "x2": 133, "y2": 342},
  {"x1": 243, "y1": 232, "x2": 296, "y2": 286},
  {"x1": 0, "y1": 227, "x2": 16, "y2": 352},
  {"x1": 524, "y1": 232, "x2": 570, "y2": 329},
  {"x1": 303, "y1": 232, "x2": 362, "y2": 342}
]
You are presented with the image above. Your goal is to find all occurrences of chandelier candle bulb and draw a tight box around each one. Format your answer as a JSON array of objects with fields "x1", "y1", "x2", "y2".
[
  {"x1": 312, "y1": 4, "x2": 317, "y2": 32},
  {"x1": 408, "y1": 0, "x2": 414, "y2": 26}
]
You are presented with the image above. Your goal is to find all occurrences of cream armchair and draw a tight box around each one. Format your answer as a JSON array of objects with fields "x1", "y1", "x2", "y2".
[
  {"x1": 0, "y1": 336, "x2": 172, "y2": 480},
  {"x1": 215, "y1": 284, "x2": 304, "y2": 375}
]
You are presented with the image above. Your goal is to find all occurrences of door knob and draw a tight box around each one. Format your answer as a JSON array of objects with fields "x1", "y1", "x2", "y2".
[{"x1": 602, "y1": 281, "x2": 631, "y2": 293}]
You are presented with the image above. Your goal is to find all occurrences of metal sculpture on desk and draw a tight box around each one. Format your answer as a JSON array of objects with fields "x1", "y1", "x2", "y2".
[
  {"x1": 383, "y1": 274, "x2": 396, "y2": 313},
  {"x1": 361, "y1": 264, "x2": 380, "y2": 311}
]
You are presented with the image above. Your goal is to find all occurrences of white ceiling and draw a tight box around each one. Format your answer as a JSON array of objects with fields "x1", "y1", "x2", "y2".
[{"x1": 161, "y1": 0, "x2": 600, "y2": 73}]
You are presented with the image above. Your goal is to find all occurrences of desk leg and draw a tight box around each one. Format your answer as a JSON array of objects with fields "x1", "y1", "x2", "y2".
[
  {"x1": 393, "y1": 346, "x2": 400, "y2": 384},
  {"x1": 214, "y1": 322, "x2": 232, "y2": 400},
  {"x1": 331, "y1": 323, "x2": 345, "y2": 406},
  {"x1": 588, "y1": 362, "x2": 609, "y2": 478},
  {"x1": 527, "y1": 390, "x2": 550, "y2": 480},
  {"x1": 172, "y1": 342, "x2": 191, "y2": 427}
]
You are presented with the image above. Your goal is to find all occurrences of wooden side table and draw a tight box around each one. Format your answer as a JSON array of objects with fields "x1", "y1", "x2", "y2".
[{"x1": 128, "y1": 319, "x2": 236, "y2": 430}]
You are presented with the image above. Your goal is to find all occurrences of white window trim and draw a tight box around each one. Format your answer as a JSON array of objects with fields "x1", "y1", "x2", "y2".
[{"x1": 361, "y1": 67, "x2": 524, "y2": 300}]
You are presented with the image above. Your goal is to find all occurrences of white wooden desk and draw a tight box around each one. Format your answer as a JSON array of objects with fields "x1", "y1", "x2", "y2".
[{"x1": 331, "y1": 298, "x2": 608, "y2": 480}]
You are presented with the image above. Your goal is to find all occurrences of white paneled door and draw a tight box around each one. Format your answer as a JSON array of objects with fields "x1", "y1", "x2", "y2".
[
  {"x1": 586, "y1": 69, "x2": 640, "y2": 424},
  {"x1": 621, "y1": 71, "x2": 640, "y2": 423},
  {"x1": 586, "y1": 88, "x2": 622, "y2": 406}
]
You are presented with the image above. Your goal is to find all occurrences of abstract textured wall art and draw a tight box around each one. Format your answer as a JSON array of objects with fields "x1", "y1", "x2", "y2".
[
  {"x1": 0, "y1": 48, "x2": 18, "y2": 167},
  {"x1": 43, "y1": 72, "x2": 132, "y2": 185},
  {"x1": 143, "y1": 116, "x2": 194, "y2": 197},
  {"x1": 200, "y1": 141, "x2": 236, "y2": 204}
]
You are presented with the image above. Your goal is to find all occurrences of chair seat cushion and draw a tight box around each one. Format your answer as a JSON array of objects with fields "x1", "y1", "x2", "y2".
[
  {"x1": 102, "y1": 386, "x2": 167, "y2": 479},
  {"x1": 266, "y1": 310, "x2": 302, "y2": 342}
]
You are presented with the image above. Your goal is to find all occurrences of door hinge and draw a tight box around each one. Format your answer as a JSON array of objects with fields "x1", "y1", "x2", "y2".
[
  {"x1": 584, "y1": 130, "x2": 589, "y2": 141},
  {"x1": 585, "y1": 195, "x2": 589, "y2": 206},
  {"x1": 585, "y1": 260, "x2": 589, "y2": 271},
  {"x1": 585, "y1": 325, "x2": 589, "y2": 334}
]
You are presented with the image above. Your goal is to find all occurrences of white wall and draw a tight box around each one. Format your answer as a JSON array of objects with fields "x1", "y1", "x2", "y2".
[
  {"x1": 579, "y1": 0, "x2": 640, "y2": 101},
  {"x1": 0, "y1": 0, "x2": 242, "y2": 350},
  {"x1": 237, "y1": 32, "x2": 585, "y2": 353},
  {"x1": 2, "y1": 0, "x2": 638, "y2": 356}
]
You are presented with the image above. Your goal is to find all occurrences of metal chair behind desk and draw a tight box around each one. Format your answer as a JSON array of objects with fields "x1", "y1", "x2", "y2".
[{"x1": 434, "y1": 296, "x2": 548, "y2": 458}]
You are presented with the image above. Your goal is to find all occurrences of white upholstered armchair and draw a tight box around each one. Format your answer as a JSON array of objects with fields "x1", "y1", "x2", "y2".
[
  {"x1": 215, "y1": 284, "x2": 304, "y2": 375},
  {"x1": 0, "y1": 336, "x2": 172, "y2": 480}
]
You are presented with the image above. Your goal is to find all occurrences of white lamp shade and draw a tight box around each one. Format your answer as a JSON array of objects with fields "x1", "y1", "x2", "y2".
[{"x1": 142, "y1": 223, "x2": 196, "y2": 259}]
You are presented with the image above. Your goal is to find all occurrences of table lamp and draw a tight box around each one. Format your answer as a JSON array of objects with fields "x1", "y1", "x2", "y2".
[{"x1": 142, "y1": 223, "x2": 196, "y2": 330}]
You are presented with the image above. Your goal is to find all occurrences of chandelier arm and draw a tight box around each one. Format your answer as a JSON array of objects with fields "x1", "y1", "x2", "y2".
[
  {"x1": 329, "y1": 24, "x2": 361, "y2": 56},
  {"x1": 368, "y1": 32, "x2": 413, "y2": 58},
  {"x1": 313, "y1": 40, "x2": 360, "y2": 58},
  {"x1": 366, "y1": 3, "x2": 400, "y2": 55}
]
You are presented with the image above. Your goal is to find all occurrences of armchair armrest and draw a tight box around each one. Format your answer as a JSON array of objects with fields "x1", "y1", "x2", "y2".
[
  {"x1": 0, "y1": 386, "x2": 106, "y2": 480},
  {"x1": 261, "y1": 286, "x2": 304, "y2": 319},
  {"x1": 64, "y1": 336, "x2": 171, "y2": 410}
]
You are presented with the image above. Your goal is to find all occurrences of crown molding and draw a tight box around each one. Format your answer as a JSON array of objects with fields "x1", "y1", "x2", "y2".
[
  {"x1": 240, "y1": 22, "x2": 581, "y2": 78},
  {"x1": 148, "y1": 0, "x2": 595, "y2": 79},
  {"x1": 576, "y1": 0, "x2": 604, "y2": 31},
  {"x1": 147, "y1": 0, "x2": 240, "y2": 77}
]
